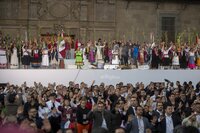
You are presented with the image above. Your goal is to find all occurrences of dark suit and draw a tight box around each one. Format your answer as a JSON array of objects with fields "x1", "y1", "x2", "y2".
[
  {"x1": 158, "y1": 114, "x2": 181, "y2": 133},
  {"x1": 111, "y1": 109, "x2": 126, "y2": 132},
  {"x1": 125, "y1": 106, "x2": 136, "y2": 122},
  {"x1": 126, "y1": 116, "x2": 150, "y2": 133},
  {"x1": 152, "y1": 110, "x2": 163, "y2": 119},
  {"x1": 87, "y1": 110, "x2": 112, "y2": 132},
  {"x1": 127, "y1": 106, "x2": 136, "y2": 116}
]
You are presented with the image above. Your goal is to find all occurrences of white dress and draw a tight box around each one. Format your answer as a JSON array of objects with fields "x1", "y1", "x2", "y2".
[
  {"x1": 95, "y1": 43, "x2": 105, "y2": 61},
  {"x1": 172, "y1": 55, "x2": 179, "y2": 66},
  {"x1": 10, "y1": 47, "x2": 19, "y2": 69},
  {"x1": 42, "y1": 49, "x2": 49, "y2": 66},
  {"x1": 0, "y1": 48, "x2": 7, "y2": 68},
  {"x1": 112, "y1": 50, "x2": 120, "y2": 65}
]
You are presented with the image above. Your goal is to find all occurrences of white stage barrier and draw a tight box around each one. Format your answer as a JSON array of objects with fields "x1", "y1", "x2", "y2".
[{"x1": 0, "y1": 69, "x2": 200, "y2": 86}]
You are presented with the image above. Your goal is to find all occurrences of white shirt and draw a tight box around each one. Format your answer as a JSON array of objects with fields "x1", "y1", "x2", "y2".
[
  {"x1": 38, "y1": 106, "x2": 50, "y2": 119},
  {"x1": 46, "y1": 100, "x2": 61, "y2": 114},
  {"x1": 165, "y1": 114, "x2": 174, "y2": 133},
  {"x1": 132, "y1": 106, "x2": 136, "y2": 115},
  {"x1": 137, "y1": 116, "x2": 144, "y2": 133}
]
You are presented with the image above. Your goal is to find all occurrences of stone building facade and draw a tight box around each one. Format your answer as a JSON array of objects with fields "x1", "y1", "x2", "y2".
[{"x1": 0, "y1": 0, "x2": 200, "y2": 43}]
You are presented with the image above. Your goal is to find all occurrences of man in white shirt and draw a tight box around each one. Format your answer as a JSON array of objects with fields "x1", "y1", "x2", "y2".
[{"x1": 158, "y1": 104, "x2": 181, "y2": 133}]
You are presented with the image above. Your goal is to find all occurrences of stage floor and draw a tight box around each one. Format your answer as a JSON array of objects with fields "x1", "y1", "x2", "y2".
[{"x1": 0, "y1": 69, "x2": 200, "y2": 86}]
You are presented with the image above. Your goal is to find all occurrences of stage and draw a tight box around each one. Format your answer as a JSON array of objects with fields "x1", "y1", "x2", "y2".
[{"x1": 0, "y1": 69, "x2": 200, "y2": 86}]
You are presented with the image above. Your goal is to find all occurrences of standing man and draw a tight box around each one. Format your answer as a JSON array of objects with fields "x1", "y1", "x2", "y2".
[
  {"x1": 126, "y1": 106, "x2": 151, "y2": 133},
  {"x1": 158, "y1": 104, "x2": 181, "y2": 133},
  {"x1": 87, "y1": 101, "x2": 112, "y2": 132}
]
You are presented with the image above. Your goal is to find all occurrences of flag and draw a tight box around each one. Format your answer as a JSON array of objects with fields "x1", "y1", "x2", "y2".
[{"x1": 58, "y1": 40, "x2": 66, "y2": 59}]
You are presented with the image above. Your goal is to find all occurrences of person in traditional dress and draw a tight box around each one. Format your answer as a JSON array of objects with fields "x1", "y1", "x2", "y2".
[
  {"x1": 121, "y1": 42, "x2": 129, "y2": 66},
  {"x1": 58, "y1": 40, "x2": 66, "y2": 69},
  {"x1": 188, "y1": 48, "x2": 196, "y2": 69},
  {"x1": 89, "y1": 42, "x2": 95, "y2": 64},
  {"x1": 108, "y1": 47, "x2": 112, "y2": 64},
  {"x1": 151, "y1": 46, "x2": 159, "y2": 69},
  {"x1": 161, "y1": 43, "x2": 173, "y2": 68},
  {"x1": 112, "y1": 42, "x2": 120, "y2": 65},
  {"x1": 41, "y1": 45, "x2": 49, "y2": 68},
  {"x1": 138, "y1": 47, "x2": 145, "y2": 66},
  {"x1": 75, "y1": 47, "x2": 83, "y2": 69},
  {"x1": 65, "y1": 41, "x2": 71, "y2": 59},
  {"x1": 22, "y1": 44, "x2": 31, "y2": 69},
  {"x1": 0, "y1": 44, "x2": 7, "y2": 68},
  {"x1": 196, "y1": 48, "x2": 200, "y2": 69},
  {"x1": 132, "y1": 44, "x2": 139, "y2": 66},
  {"x1": 172, "y1": 52, "x2": 180, "y2": 69},
  {"x1": 179, "y1": 46, "x2": 187, "y2": 69},
  {"x1": 95, "y1": 39, "x2": 105, "y2": 62},
  {"x1": 31, "y1": 45, "x2": 41, "y2": 68},
  {"x1": 50, "y1": 46, "x2": 58, "y2": 69},
  {"x1": 10, "y1": 43, "x2": 19, "y2": 69}
]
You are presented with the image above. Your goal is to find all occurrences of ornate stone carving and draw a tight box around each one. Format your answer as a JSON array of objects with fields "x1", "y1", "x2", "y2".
[
  {"x1": 71, "y1": 2, "x2": 80, "y2": 20},
  {"x1": 54, "y1": 24, "x2": 65, "y2": 34},
  {"x1": 49, "y1": 2, "x2": 70, "y2": 18},
  {"x1": 37, "y1": 0, "x2": 48, "y2": 18}
]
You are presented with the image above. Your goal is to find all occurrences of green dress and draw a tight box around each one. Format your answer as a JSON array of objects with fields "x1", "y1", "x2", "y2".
[{"x1": 75, "y1": 50, "x2": 83, "y2": 66}]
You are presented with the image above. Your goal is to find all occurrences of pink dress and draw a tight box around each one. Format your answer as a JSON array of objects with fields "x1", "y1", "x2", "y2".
[{"x1": 89, "y1": 47, "x2": 95, "y2": 63}]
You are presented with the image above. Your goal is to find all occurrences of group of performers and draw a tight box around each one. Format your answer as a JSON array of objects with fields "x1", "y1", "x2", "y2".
[{"x1": 0, "y1": 34, "x2": 200, "y2": 69}]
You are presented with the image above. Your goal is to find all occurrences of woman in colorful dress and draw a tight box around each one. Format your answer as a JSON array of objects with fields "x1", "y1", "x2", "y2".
[
  {"x1": 188, "y1": 48, "x2": 196, "y2": 69},
  {"x1": 0, "y1": 44, "x2": 7, "y2": 68},
  {"x1": 10, "y1": 43, "x2": 19, "y2": 69},
  {"x1": 31, "y1": 45, "x2": 41, "y2": 68},
  {"x1": 138, "y1": 47, "x2": 145, "y2": 65},
  {"x1": 89, "y1": 43, "x2": 95, "y2": 64},
  {"x1": 75, "y1": 47, "x2": 83, "y2": 69}
]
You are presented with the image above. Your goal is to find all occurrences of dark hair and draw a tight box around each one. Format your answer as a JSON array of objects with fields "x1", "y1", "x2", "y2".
[
  {"x1": 156, "y1": 102, "x2": 163, "y2": 106},
  {"x1": 164, "y1": 103, "x2": 173, "y2": 110},
  {"x1": 98, "y1": 101, "x2": 105, "y2": 106},
  {"x1": 135, "y1": 105, "x2": 143, "y2": 111},
  {"x1": 150, "y1": 113, "x2": 158, "y2": 121},
  {"x1": 28, "y1": 107, "x2": 37, "y2": 112},
  {"x1": 8, "y1": 93, "x2": 16, "y2": 103}
]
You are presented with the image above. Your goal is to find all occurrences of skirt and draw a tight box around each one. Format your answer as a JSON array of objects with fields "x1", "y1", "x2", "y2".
[
  {"x1": 22, "y1": 55, "x2": 31, "y2": 65},
  {"x1": 10, "y1": 54, "x2": 18, "y2": 68},
  {"x1": 196, "y1": 57, "x2": 200, "y2": 67},
  {"x1": 162, "y1": 57, "x2": 170, "y2": 66}
]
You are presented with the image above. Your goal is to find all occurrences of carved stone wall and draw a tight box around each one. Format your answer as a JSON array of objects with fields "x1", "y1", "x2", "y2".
[{"x1": 0, "y1": 0, "x2": 200, "y2": 42}]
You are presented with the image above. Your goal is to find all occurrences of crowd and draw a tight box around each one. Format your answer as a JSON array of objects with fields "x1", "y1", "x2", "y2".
[
  {"x1": 0, "y1": 80, "x2": 200, "y2": 133},
  {"x1": 0, "y1": 32, "x2": 200, "y2": 69}
]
